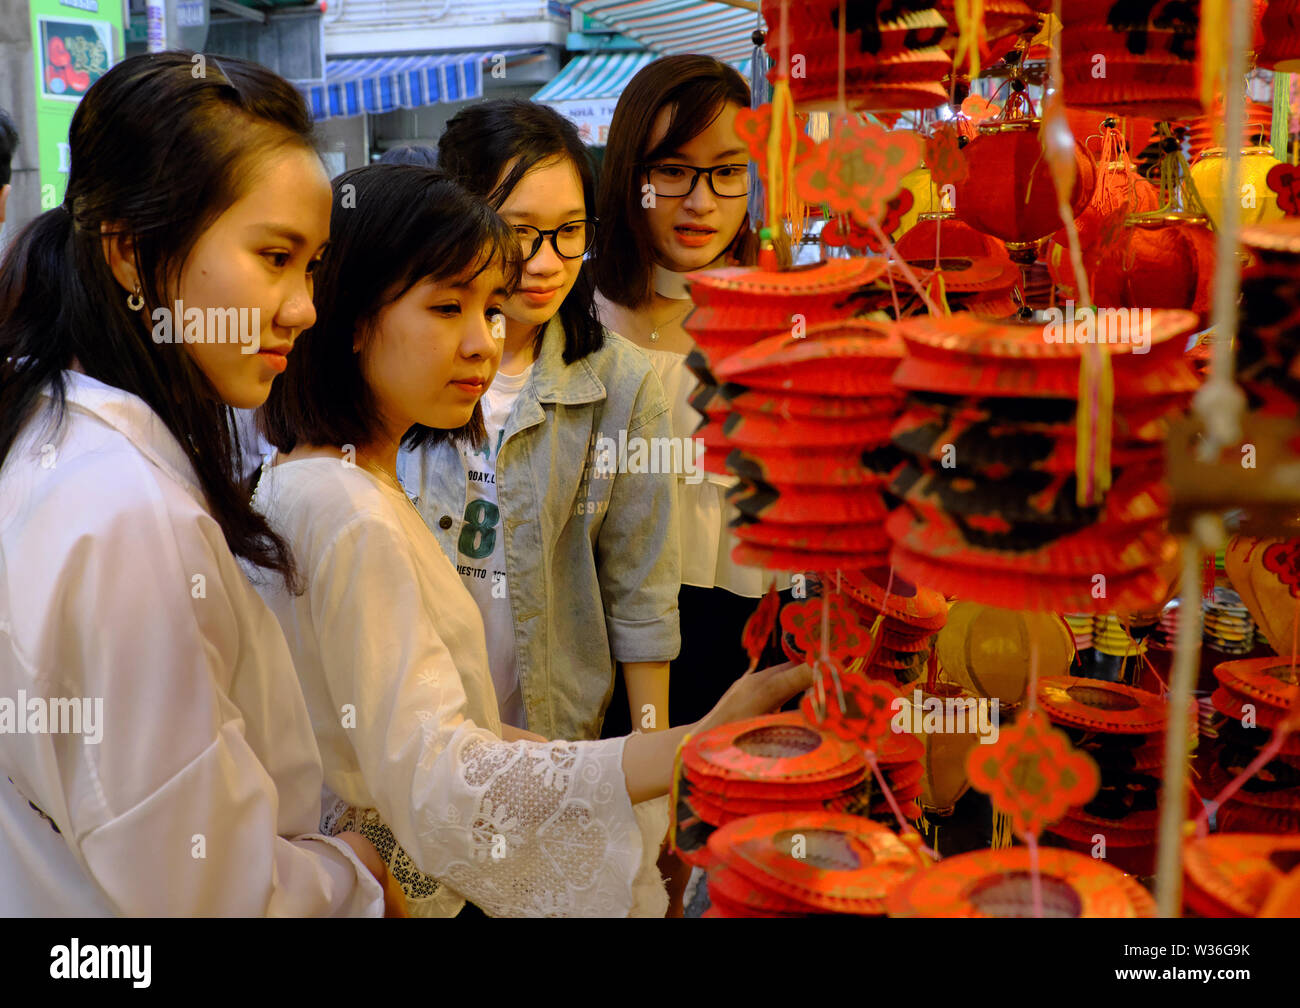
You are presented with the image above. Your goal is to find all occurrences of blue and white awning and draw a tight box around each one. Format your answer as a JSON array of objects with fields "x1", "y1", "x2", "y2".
[
  {"x1": 533, "y1": 49, "x2": 756, "y2": 145},
  {"x1": 572, "y1": 1, "x2": 760, "y2": 64},
  {"x1": 532, "y1": 51, "x2": 657, "y2": 102},
  {"x1": 305, "y1": 49, "x2": 544, "y2": 121}
]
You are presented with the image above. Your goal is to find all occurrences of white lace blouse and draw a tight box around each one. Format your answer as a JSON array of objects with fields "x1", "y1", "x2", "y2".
[{"x1": 250, "y1": 457, "x2": 667, "y2": 917}]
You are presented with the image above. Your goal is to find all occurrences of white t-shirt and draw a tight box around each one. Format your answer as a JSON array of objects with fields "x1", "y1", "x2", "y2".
[{"x1": 456, "y1": 363, "x2": 533, "y2": 728}]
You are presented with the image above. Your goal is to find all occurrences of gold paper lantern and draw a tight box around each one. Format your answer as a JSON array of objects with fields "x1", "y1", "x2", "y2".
[
  {"x1": 897, "y1": 683, "x2": 982, "y2": 817},
  {"x1": 1190, "y1": 146, "x2": 1285, "y2": 231},
  {"x1": 936, "y1": 602, "x2": 1076, "y2": 711}
]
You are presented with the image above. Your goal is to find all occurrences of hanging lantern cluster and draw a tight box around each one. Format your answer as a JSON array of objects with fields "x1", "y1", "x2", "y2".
[
  {"x1": 1087, "y1": 126, "x2": 1218, "y2": 319},
  {"x1": 1202, "y1": 657, "x2": 1300, "y2": 833},
  {"x1": 885, "y1": 311, "x2": 1201, "y2": 613},
  {"x1": 762, "y1": 0, "x2": 952, "y2": 112},
  {"x1": 1036, "y1": 677, "x2": 1177, "y2": 876},
  {"x1": 671, "y1": 711, "x2": 868, "y2": 871},
  {"x1": 701, "y1": 317, "x2": 907, "y2": 572},
  {"x1": 893, "y1": 213, "x2": 1023, "y2": 316},
  {"x1": 1057, "y1": 0, "x2": 1204, "y2": 120},
  {"x1": 1046, "y1": 117, "x2": 1159, "y2": 300},
  {"x1": 682, "y1": 258, "x2": 884, "y2": 486}
]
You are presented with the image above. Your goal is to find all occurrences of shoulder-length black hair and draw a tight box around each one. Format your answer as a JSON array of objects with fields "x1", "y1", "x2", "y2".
[
  {"x1": 259, "y1": 164, "x2": 521, "y2": 455},
  {"x1": 0, "y1": 50, "x2": 315, "y2": 586},
  {"x1": 592, "y1": 55, "x2": 756, "y2": 309},
  {"x1": 437, "y1": 98, "x2": 604, "y2": 364}
]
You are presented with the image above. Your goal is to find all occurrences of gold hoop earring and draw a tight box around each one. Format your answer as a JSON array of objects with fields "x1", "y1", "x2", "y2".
[{"x1": 126, "y1": 286, "x2": 144, "y2": 311}]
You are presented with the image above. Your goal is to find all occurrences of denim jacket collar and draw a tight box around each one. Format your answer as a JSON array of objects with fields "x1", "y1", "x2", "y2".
[{"x1": 528, "y1": 316, "x2": 606, "y2": 406}]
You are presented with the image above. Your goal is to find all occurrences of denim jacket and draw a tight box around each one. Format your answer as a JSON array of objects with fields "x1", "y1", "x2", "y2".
[{"x1": 398, "y1": 318, "x2": 681, "y2": 741}]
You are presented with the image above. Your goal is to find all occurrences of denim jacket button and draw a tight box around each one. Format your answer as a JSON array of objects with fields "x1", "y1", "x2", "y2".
[{"x1": 438, "y1": 515, "x2": 453, "y2": 529}]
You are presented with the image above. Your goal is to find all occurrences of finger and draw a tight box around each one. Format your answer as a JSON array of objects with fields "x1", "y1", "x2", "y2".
[{"x1": 748, "y1": 661, "x2": 814, "y2": 709}]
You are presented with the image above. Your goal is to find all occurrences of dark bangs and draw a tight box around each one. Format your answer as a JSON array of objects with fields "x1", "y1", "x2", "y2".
[{"x1": 259, "y1": 164, "x2": 521, "y2": 456}]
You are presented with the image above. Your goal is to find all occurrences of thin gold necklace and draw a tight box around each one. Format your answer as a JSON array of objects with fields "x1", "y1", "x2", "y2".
[
  {"x1": 648, "y1": 302, "x2": 692, "y2": 344},
  {"x1": 362, "y1": 459, "x2": 418, "y2": 509}
]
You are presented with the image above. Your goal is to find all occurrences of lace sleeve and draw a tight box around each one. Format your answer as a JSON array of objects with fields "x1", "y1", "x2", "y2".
[
  {"x1": 326, "y1": 729, "x2": 657, "y2": 917},
  {"x1": 427, "y1": 731, "x2": 650, "y2": 917}
]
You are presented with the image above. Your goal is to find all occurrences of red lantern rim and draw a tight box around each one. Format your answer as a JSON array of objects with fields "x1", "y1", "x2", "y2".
[
  {"x1": 709, "y1": 810, "x2": 928, "y2": 914},
  {"x1": 885, "y1": 846, "x2": 1156, "y2": 917},
  {"x1": 683, "y1": 711, "x2": 868, "y2": 784},
  {"x1": 1183, "y1": 833, "x2": 1300, "y2": 918},
  {"x1": 1037, "y1": 676, "x2": 1168, "y2": 734}
]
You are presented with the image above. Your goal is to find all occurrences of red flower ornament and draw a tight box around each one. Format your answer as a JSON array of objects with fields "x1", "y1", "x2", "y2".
[
  {"x1": 796, "y1": 119, "x2": 923, "y2": 228},
  {"x1": 966, "y1": 709, "x2": 1100, "y2": 839},
  {"x1": 1267, "y1": 163, "x2": 1300, "y2": 217},
  {"x1": 780, "y1": 592, "x2": 874, "y2": 666},
  {"x1": 1262, "y1": 539, "x2": 1300, "y2": 597}
]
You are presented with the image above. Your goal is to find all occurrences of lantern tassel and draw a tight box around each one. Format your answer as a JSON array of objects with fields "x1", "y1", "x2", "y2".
[{"x1": 953, "y1": 0, "x2": 987, "y2": 83}]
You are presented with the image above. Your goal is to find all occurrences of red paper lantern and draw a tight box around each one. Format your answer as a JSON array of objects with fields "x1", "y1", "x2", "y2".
[
  {"x1": 933, "y1": 0, "x2": 1041, "y2": 55},
  {"x1": 763, "y1": 0, "x2": 953, "y2": 112},
  {"x1": 1058, "y1": 1, "x2": 1204, "y2": 120},
  {"x1": 1258, "y1": 0, "x2": 1300, "y2": 71},
  {"x1": 1090, "y1": 215, "x2": 1217, "y2": 318},
  {"x1": 952, "y1": 118, "x2": 1098, "y2": 262},
  {"x1": 1047, "y1": 161, "x2": 1159, "y2": 299}
]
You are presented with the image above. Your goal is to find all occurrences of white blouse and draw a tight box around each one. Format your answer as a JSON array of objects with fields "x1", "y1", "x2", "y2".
[
  {"x1": 0, "y1": 371, "x2": 383, "y2": 916},
  {"x1": 250, "y1": 457, "x2": 668, "y2": 917},
  {"x1": 641, "y1": 346, "x2": 789, "y2": 597}
]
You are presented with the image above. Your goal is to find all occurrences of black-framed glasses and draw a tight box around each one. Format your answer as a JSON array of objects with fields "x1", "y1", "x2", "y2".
[
  {"x1": 512, "y1": 219, "x2": 597, "y2": 261},
  {"x1": 642, "y1": 163, "x2": 751, "y2": 199}
]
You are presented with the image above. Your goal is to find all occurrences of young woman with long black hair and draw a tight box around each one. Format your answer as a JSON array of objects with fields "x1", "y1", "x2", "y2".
[
  {"x1": 253, "y1": 164, "x2": 810, "y2": 917},
  {"x1": 0, "y1": 52, "x2": 394, "y2": 915},
  {"x1": 400, "y1": 100, "x2": 680, "y2": 742},
  {"x1": 593, "y1": 55, "x2": 792, "y2": 733}
]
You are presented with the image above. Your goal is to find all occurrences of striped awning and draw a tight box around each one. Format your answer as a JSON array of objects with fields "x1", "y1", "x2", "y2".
[
  {"x1": 534, "y1": 49, "x2": 755, "y2": 103},
  {"x1": 532, "y1": 51, "x2": 658, "y2": 102},
  {"x1": 572, "y1": 0, "x2": 760, "y2": 64},
  {"x1": 304, "y1": 49, "x2": 543, "y2": 121},
  {"x1": 533, "y1": 49, "x2": 756, "y2": 145}
]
